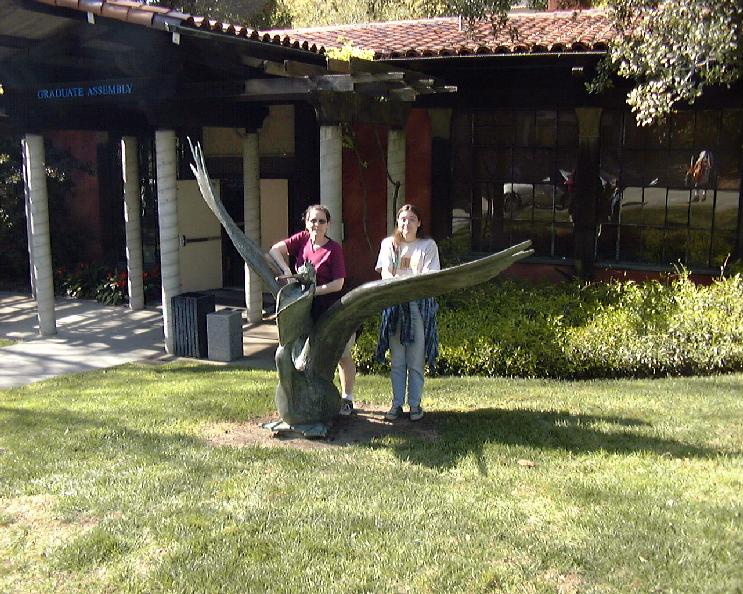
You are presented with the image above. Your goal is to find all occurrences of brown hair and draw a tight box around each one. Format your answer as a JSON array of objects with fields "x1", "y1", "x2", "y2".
[
  {"x1": 392, "y1": 203, "x2": 425, "y2": 247},
  {"x1": 303, "y1": 204, "x2": 332, "y2": 223}
]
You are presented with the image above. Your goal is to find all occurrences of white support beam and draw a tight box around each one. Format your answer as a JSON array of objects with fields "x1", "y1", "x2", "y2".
[
  {"x1": 155, "y1": 130, "x2": 180, "y2": 354},
  {"x1": 21, "y1": 134, "x2": 56, "y2": 336},
  {"x1": 243, "y1": 132, "x2": 263, "y2": 324},
  {"x1": 122, "y1": 136, "x2": 145, "y2": 311},
  {"x1": 320, "y1": 124, "x2": 343, "y2": 239}
]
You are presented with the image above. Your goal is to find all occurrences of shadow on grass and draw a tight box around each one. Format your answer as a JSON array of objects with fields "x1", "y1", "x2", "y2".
[{"x1": 364, "y1": 407, "x2": 730, "y2": 473}]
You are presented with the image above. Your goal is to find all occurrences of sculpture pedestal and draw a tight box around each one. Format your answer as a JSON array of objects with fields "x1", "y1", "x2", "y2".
[{"x1": 261, "y1": 420, "x2": 331, "y2": 438}]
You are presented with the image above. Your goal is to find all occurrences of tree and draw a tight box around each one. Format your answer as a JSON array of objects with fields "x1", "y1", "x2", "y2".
[
  {"x1": 590, "y1": 0, "x2": 743, "y2": 125},
  {"x1": 147, "y1": 0, "x2": 292, "y2": 29}
]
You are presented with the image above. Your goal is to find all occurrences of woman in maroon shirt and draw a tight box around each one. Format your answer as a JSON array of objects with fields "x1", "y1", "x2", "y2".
[{"x1": 269, "y1": 205, "x2": 356, "y2": 416}]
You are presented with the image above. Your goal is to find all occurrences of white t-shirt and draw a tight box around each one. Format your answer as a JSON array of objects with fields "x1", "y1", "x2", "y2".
[{"x1": 375, "y1": 237, "x2": 440, "y2": 278}]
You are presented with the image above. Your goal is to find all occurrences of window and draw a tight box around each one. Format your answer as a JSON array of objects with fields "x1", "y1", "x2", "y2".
[
  {"x1": 452, "y1": 110, "x2": 578, "y2": 258},
  {"x1": 451, "y1": 107, "x2": 742, "y2": 270},
  {"x1": 597, "y1": 110, "x2": 743, "y2": 269}
]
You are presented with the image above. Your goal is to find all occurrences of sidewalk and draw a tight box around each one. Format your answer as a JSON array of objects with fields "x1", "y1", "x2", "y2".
[{"x1": 0, "y1": 292, "x2": 278, "y2": 389}]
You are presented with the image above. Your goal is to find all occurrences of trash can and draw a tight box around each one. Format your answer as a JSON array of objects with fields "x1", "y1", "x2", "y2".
[{"x1": 171, "y1": 292, "x2": 215, "y2": 358}]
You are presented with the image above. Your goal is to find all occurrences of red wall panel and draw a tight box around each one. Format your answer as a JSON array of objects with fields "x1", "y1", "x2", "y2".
[{"x1": 341, "y1": 109, "x2": 433, "y2": 288}]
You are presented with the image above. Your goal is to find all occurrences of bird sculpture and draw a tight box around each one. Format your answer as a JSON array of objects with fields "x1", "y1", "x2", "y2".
[{"x1": 188, "y1": 140, "x2": 533, "y2": 434}]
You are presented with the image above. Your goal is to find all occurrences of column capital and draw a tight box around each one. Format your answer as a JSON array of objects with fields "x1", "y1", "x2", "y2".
[
  {"x1": 311, "y1": 92, "x2": 356, "y2": 126},
  {"x1": 243, "y1": 106, "x2": 270, "y2": 134}
]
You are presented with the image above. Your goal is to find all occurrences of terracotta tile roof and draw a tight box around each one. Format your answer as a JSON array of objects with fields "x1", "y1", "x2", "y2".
[
  {"x1": 268, "y1": 10, "x2": 615, "y2": 59},
  {"x1": 32, "y1": 0, "x2": 327, "y2": 54},
  {"x1": 32, "y1": 1, "x2": 614, "y2": 59}
]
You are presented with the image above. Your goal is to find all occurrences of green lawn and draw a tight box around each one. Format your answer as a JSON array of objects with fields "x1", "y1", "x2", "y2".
[
  {"x1": 1, "y1": 364, "x2": 741, "y2": 593},
  {"x1": 0, "y1": 338, "x2": 14, "y2": 347}
]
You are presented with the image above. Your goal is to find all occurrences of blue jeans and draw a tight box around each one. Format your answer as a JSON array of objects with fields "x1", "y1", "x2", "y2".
[{"x1": 389, "y1": 301, "x2": 425, "y2": 409}]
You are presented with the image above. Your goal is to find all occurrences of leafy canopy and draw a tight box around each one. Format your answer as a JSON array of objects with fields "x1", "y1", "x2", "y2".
[{"x1": 591, "y1": 0, "x2": 743, "y2": 125}]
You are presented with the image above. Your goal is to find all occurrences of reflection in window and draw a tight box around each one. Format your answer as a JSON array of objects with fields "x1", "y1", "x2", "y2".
[
  {"x1": 599, "y1": 109, "x2": 742, "y2": 270},
  {"x1": 462, "y1": 109, "x2": 576, "y2": 258},
  {"x1": 453, "y1": 108, "x2": 741, "y2": 270}
]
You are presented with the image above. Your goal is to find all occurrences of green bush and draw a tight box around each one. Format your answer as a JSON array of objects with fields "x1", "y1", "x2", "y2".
[
  {"x1": 55, "y1": 263, "x2": 106, "y2": 299},
  {"x1": 95, "y1": 271, "x2": 128, "y2": 305},
  {"x1": 353, "y1": 272, "x2": 743, "y2": 379}
]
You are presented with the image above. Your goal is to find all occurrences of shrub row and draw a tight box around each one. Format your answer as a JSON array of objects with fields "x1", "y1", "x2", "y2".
[{"x1": 353, "y1": 272, "x2": 743, "y2": 379}]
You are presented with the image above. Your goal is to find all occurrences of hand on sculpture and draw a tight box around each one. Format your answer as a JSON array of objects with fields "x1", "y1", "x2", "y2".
[{"x1": 275, "y1": 275, "x2": 291, "y2": 287}]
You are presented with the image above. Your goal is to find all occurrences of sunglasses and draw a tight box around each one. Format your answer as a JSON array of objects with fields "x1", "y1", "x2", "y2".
[{"x1": 308, "y1": 218, "x2": 327, "y2": 224}]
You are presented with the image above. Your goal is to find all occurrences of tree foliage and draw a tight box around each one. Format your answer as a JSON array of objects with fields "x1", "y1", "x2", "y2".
[
  {"x1": 147, "y1": 0, "x2": 292, "y2": 29},
  {"x1": 590, "y1": 0, "x2": 743, "y2": 125}
]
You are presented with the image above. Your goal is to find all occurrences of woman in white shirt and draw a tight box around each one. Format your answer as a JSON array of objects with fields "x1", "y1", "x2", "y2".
[{"x1": 375, "y1": 204, "x2": 440, "y2": 421}]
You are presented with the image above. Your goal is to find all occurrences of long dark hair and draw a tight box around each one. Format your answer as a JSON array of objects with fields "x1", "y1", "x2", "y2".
[{"x1": 392, "y1": 203, "x2": 425, "y2": 247}]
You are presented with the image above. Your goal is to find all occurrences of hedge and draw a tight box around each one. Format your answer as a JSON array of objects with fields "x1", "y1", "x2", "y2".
[{"x1": 353, "y1": 272, "x2": 743, "y2": 379}]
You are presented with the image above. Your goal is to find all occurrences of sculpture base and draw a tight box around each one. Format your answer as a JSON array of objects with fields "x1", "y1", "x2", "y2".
[{"x1": 261, "y1": 419, "x2": 332, "y2": 439}]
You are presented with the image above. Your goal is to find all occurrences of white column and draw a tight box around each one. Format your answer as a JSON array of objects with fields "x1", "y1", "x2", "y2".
[
  {"x1": 23, "y1": 177, "x2": 36, "y2": 299},
  {"x1": 22, "y1": 134, "x2": 56, "y2": 336},
  {"x1": 122, "y1": 136, "x2": 145, "y2": 311},
  {"x1": 243, "y1": 133, "x2": 263, "y2": 323},
  {"x1": 320, "y1": 124, "x2": 343, "y2": 239},
  {"x1": 155, "y1": 130, "x2": 180, "y2": 353},
  {"x1": 387, "y1": 128, "x2": 406, "y2": 234}
]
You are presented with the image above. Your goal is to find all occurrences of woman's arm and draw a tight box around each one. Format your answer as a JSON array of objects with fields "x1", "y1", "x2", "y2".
[
  {"x1": 269, "y1": 241, "x2": 292, "y2": 276},
  {"x1": 421, "y1": 240, "x2": 441, "y2": 272},
  {"x1": 315, "y1": 277, "x2": 344, "y2": 295},
  {"x1": 376, "y1": 237, "x2": 396, "y2": 279}
]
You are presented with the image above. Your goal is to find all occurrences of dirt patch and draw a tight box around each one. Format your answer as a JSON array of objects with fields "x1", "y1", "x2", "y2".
[{"x1": 207, "y1": 402, "x2": 439, "y2": 451}]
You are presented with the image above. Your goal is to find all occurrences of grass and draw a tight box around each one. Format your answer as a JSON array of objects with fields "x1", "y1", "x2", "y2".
[
  {"x1": 1, "y1": 363, "x2": 742, "y2": 594},
  {"x1": 0, "y1": 338, "x2": 14, "y2": 347}
]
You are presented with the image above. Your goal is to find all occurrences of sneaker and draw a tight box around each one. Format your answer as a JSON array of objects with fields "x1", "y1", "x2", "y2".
[
  {"x1": 385, "y1": 405, "x2": 403, "y2": 421},
  {"x1": 409, "y1": 406, "x2": 424, "y2": 422},
  {"x1": 339, "y1": 398, "x2": 354, "y2": 416}
]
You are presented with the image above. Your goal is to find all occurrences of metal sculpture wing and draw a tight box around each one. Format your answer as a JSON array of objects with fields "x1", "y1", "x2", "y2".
[
  {"x1": 307, "y1": 241, "x2": 532, "y2": 380},
  {"x1": 188, "y1": 139, "x2": 280, "y2": 296}
]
